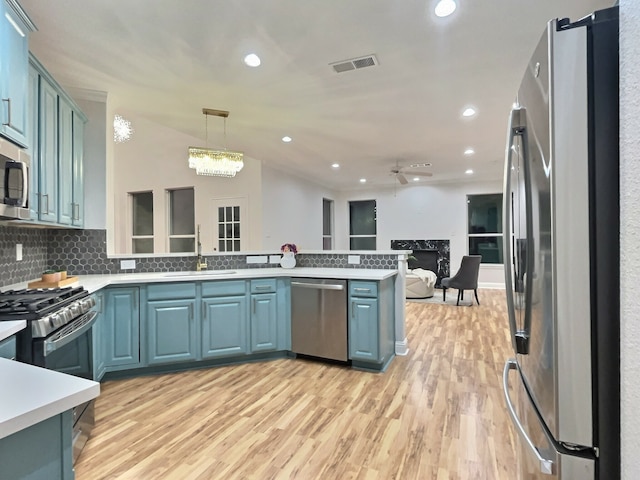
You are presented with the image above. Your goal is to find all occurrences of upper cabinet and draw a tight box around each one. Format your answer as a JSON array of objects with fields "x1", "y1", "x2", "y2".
[
  {"x1": 28, "y1": 54, "x2": 87, "y2": 227},
  {"x1": 0, "y1": 0, "x2": 36, "y2": 147}
]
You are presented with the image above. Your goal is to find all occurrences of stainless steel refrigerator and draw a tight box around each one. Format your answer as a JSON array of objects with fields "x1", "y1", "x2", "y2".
[{"x1": 502, "y1": 6, "x2": 619, "y2": 479}]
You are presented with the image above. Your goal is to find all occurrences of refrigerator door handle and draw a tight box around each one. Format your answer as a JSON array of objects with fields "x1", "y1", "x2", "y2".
[
  {"x1": 504, "y1": 107, "x2": 529, "y2": 354},
  {"x1": 503, "y1": 359, "x2": 555, "y2": 475}
]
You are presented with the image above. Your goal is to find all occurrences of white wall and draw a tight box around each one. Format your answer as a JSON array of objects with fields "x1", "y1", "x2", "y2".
[
  {"x1": 620, "y1": 1, "x2": 639, "y2": 477},
  {"x1": 110, "y1": 113, "x2": 263, "y2": 254},
  {"x1": 334, "y1": 180, "x2": 505, "y2": 286},
  {"x1": 261, "y1": 166, "x2": 338, "y2": 251}
]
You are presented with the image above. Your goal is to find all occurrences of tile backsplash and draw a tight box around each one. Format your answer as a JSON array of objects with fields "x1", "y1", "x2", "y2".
[{"x1": 0, "y1": 226, "x2": 397, "y2": 288}]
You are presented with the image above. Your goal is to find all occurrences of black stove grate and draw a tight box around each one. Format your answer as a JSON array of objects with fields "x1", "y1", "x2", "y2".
[{"x1": 0, "y1": 286, "x2": 89, "y2": 320}]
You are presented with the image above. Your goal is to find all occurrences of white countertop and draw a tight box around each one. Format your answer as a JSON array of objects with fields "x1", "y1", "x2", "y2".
[
  {"x1": 3, "y1": 268, "x2": 398, "y2": 294},
  {"x1": 0, "y1": 358, "x2": 99, "y2": 440},
  {"x1": 0, "y1": 321, "x2": 26, "y2": 342}
]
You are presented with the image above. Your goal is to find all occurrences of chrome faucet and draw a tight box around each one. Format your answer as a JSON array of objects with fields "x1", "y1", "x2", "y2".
[{"x1": 196, "y1": 224, "x2": 207, "y2": 271}]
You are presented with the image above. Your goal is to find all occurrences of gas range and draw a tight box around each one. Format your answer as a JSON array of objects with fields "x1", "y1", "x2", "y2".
[{"x1": 0, "y1": 286, "x2": 94, "y2": 337}]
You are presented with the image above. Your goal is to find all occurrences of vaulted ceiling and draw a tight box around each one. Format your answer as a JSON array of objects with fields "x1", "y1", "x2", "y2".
[{"x1": 20, "y1": 0, "x2": 612, "y2": 190}]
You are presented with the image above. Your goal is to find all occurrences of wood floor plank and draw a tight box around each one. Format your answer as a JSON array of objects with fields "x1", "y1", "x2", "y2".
[{"x1": 75, "y1": 289, "x2": 517, "y2": 479}]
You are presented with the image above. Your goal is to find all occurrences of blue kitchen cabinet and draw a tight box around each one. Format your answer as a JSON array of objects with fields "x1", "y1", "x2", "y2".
[
  {"x1": 250, "y1": 278, "x2": 278, "y2": 352},
  {"x1": 71, "y1": 112, "x2": 84, "y2": 226},
  {"x1": 201, "y1": 280, "x2": 248, "y2": 359},
  {"x1": 104, "y1": 287, "x2": 140, "y2": 370},
  {"x1": 147, "y1": 299, "x2": 197, "y2": 364},
  {"x1": 0, "y1": 1, "x2": 35, "y2": 147},
  {"x1": 38, "y1": 73, "x2": 59, "y2": 223},
  {"x1": 349, "y1": 296, "x2": 379, "y2": 361},
  {"x1": 0, "y1": 410, "x2": 74, "y2": 480},
  {"x1": 0, "y1": 334, "x2": 16, "y2": 359},
  {"x1": 202, "y1": 295, "x2": 248, "y2": 359},
  {"x1": 92, "y1": 291, "x2": 106, "y2": 381},
  {"x1": 146, "y1": 282, "x2": 197, "y2": 364},
  {"x1": 28, "y1": 54, "x2": 86, "y2": 226},
  {"x1": 58, "y1": 96, "x2": 74, "y2": 225},
  {"x1": 27, "y1": 61, "x2": 39, "y2": 219},
  {"x1": 348, "y1": 279, "x2": 395, "y2": 370}
]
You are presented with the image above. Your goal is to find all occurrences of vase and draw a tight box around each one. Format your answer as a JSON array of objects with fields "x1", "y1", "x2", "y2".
[{"x1": 280, "y1": 251, "x2": 296, "y2": 269}]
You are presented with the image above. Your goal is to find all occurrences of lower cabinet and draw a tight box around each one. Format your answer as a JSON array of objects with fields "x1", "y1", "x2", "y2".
[
  {"x1": 104, "y1": 287, "x2": 140, "y2": 370},
  {"x1": 92, "y1": 292, "x2": 106, "y2": 381},
  {"x1": 147, "y1": 299, "x2": 197, "y2": 365},
  {"x1": 0, "y1": 410, "x2": 74, "y2": 480},
  {"x1": 349, "y1": 297, "x2": 379, "y2": 362},
  {"x1": 202, "y1": 295, "x2": 248, "y2": 359},
  {"x1": 0, "y1": 335, "x2": 17, "y2": 360},
  {"x1": 250, "y1": 279, "x2": 278, "y2": 353},
  {"x1": 348, "y1": 279, "x2": 395, "y2": 369}
]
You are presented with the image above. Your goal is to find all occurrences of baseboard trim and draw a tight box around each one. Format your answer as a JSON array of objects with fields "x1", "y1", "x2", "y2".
[
  {"x1": 479, "y1": 282, "x2": 505, "y2": 289},
  {"x1": 395, "y1": 338, "x2": 409, "y2": 356}
]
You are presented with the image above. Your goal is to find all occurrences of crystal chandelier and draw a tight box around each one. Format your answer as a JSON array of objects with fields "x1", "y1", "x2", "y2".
[
  {"x1": 188, "y1": 108, "x2": 244, "y2": 177},
  {"x1": 113, "y1": 114, "x2": 133, "y2": 143}
]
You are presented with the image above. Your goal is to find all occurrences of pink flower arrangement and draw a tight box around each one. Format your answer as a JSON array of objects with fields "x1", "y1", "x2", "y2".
[{"x1": 281, "y1": 243, "x2": 298, "y2": 254}]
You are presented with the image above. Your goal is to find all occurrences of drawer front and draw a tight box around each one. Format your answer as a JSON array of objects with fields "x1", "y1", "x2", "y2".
[
  {"x1": 349, "y1": 281, "x2": 378, "y2": 298},
  {"x1": 250, "y1": 278, "x2": 277, "y2": 294},
  {"x1": 202, "y1": 280, "x2": 247, "y2": 297},
  {"x1": 148, "y1": 282, "x2": 197, "y2": 300},
  {"x1": 0, "y1": 336, "x2": 17, "y2": 360}
]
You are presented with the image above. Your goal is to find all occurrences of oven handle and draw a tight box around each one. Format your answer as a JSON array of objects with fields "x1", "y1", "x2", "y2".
[{"x1": 44, "y1": 310, "x2": 98, "y2": 356}]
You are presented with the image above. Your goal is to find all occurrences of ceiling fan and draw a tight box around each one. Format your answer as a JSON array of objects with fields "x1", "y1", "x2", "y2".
[{"x1": 390, "y1": 163, "x2": 433, "y2": 184}]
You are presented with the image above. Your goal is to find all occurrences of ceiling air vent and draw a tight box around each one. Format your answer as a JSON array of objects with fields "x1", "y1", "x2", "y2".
[{"x1": 330, "y1": 54, "x2": 378, "y2": 73}]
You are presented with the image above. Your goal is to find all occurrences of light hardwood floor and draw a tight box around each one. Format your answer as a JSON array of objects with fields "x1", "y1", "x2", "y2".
[{"x1": 75, "y1": 289, "x2": 518, "y2": 480}]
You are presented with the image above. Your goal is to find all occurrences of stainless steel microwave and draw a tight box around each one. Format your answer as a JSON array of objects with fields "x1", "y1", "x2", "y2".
[{"x1": 0, "y1": 137, "x2": 30, "y2": 220}]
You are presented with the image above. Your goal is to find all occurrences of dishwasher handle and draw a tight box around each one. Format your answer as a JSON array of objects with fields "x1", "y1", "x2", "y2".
[{"x1": 291, "y1": 281, "x2": 344, "y2": 291}]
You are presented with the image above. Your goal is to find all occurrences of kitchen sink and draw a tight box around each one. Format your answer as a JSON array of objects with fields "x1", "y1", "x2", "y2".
[{"x1": 164, "y1": 270, "x2": 236, "y2": 277}]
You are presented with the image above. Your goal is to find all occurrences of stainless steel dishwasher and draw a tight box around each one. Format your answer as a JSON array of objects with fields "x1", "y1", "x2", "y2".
[{"x1": 291, "y1": 278, "x2": 348, "y2": 362}]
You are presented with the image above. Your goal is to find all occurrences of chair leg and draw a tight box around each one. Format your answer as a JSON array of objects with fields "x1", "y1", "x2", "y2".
[
  {"x1": 443, "y1": 288, "x2": 446, "y2": 302},
  {"x1": 456, "y1": 290, "x2": 462, "y2": 306},
  {"x1": 474, "y1": 289, "x2": 480, "y2": 305},
  {"x1": 461, "y1": 290, "x2": 464, "y2": 300}
]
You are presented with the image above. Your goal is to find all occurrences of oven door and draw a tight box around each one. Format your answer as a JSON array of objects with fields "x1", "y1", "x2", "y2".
[{"x1": 34, "y1": 310, "x2": 98, "y2": 379}]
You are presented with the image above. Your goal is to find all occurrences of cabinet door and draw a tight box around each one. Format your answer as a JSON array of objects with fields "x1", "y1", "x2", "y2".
[
  {"x1": 349, "y1": 298, "x2": 379, "y2": 361},
  {"x1": 57, "y1": 97, "x2": 73, "y2": 225},
  {"x1": 104, "y1": 288, "x2": 140, "y2": 368},
  {"x1": 91, "y1": 292, "x2": 106, "y2": 381},
  {"x1": 202, "y1": 296, "x2": 247, "y2": 359},
  {"x1": 250, "y1": 293, "x2": 277, "y2": 352},
  {"x1": 0, "y1": 335, "x2": 16, "y2": 360},
  {"x1": 147, "y1": 299, "x2": 197, "y2": 365},
  {"x1": 27, "y1": 63, "x2": 39, "y2": 220},
  {"x1": 0, "y1": 3, "x2": 29, "y2": 147},
  {"x1": 72, "y1": 113, "x2": 84, "y2": 226},
  {"x1": 38, "y1": 77, "x2": 58, "y2": 223}
]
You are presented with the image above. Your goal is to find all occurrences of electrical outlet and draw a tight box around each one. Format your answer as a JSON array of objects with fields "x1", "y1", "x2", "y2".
[
  {"x1": 348, "y1": 255, "x2": 361, "y2": 265},
  {"x1": 120, "y1": 259, "x2": 136, "y2": 270},
  {"x1": 16, "y1": 244, "x2": 22, "y2": 261}
]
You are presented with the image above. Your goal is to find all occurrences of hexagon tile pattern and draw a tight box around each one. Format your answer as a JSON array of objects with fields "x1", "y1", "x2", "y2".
[{"x1": 0, "y1": 227, "x2": 398, "y2": 288}]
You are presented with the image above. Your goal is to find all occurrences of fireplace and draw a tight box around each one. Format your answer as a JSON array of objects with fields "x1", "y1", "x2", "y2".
[{"x1": 391, "y1": 239, "x2": 450, "y2": 287}]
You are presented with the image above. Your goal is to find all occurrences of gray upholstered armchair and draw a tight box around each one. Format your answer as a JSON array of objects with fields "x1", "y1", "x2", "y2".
[{"x1": 441, "y1": 255, "x2": 482, "y2": 306}]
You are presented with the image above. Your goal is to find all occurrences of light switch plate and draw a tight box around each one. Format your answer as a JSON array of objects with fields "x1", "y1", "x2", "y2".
[
  {"x1": 16, "y1": 244, "x2": 22, "y2": 261},
  {"x1": 120, "y1": 259, "x2": 136, "y2": 270},
  {"x1": 348, "y1": 255, "x2": 361, "y2": 265},
  {"x1": 246, "y1": 255, "x2": 268, "y2": 264},
  {"x1": 269, "y1": 255, "x2": 281, "y2": 264}
]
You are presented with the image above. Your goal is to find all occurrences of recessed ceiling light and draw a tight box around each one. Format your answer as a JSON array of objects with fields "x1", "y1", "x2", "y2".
[
  {"x1": 331, "y1": 163, "x2": 340, "y2": 169},
  {"x1": 282, "y1": 136, "x2": 292, "y2": 143},
  {"x1": 462, "y1": 107, "x2": 476, "y2": 117},
  {"x1": 465, "y1": 169, "x2": 474, "y2": 175},
  {"x1": 413, "y1": 177, "x2": 420, "y2": 182},
  {"x1": 434, "y1": 0, "x2": 457, "y2": 18},
  {"x1": 464, "y1": 148, "x2": 475, "y2": 155},
  {"x1": 359, "y1": 178, "x2": 367, "y2": 183},
  {"x1": 244, "y1": 53, "x2": 261, "y2": 67}
]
